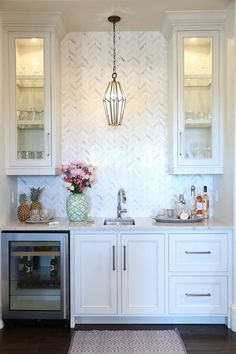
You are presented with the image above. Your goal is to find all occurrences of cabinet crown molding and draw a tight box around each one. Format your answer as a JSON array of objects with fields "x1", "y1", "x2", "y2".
[
  {"x1": 0, "y1": 11, "x2": 66, "y2": 38},
  {"x1": 162, "y1": 10, "x2": 226, "y2": 39}
]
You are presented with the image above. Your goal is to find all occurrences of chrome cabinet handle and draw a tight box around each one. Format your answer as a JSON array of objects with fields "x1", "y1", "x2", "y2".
[
  {"x1": 179, "y1": 131, "x2": 182, "y2": 156},
  {"x1": 185, "y1": 251, "x2": 211, "y2": 255},
  {"x1": 112, "y1": 245, "x2": 115, "y2": 271},
  {"x1": 123, "y1": 245, "x2": 126, "y2": 271},
  {"x1": 47, "y1": 132, "x2": 50, "y2": 157},
  {"x1": 185, "y1": 293, "x2": 211, "y2": 297}
]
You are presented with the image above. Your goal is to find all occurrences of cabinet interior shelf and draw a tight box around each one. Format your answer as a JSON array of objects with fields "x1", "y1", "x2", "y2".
[
  {"x1": 17, "y1": 120, "x2": 44, "y2": 129},
  {"x1": 184, "y1": 75, "x2": 212, "y2": 87},
  {"x1": 11, "y1": 251, "x2": 60, "y2": 257},
  {"x1": 185, "y1": 119, "x2": 212, "y2": 128},
  {"x1": 16, "y1": 75, "x2": 44, "y2": 88}
]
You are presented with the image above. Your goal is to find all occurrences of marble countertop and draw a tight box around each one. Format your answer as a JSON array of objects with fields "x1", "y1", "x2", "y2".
[{"x1": 0, "y1": 217, "x2": 233, "y2": 232}]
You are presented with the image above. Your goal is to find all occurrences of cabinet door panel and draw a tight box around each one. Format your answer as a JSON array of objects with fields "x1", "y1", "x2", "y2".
[
  {"x1": 121, "y1": 234, "x2": 165, "y2": 315},
  {"x1": 74, "y1": 235, "x2": 118, "y2": 315}
]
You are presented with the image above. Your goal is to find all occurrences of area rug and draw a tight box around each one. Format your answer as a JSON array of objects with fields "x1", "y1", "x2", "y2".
[{"x1": 68, "y1": 329, "x2": 187, "y2": 354}]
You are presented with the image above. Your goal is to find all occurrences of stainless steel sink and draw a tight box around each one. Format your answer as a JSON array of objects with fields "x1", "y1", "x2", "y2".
[{"x1": 104, "y1": 218, "x2": 135, "y2": 226}]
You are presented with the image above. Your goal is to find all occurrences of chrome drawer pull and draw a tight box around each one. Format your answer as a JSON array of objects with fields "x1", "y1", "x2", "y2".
[
  {"x1": 185, "y1": 293, "x2": 211, "y2": 297},
  {"x1": 185, "y1": 251, "x2": 211, "y2": 255},
  {"x1": 112, "y1": 245, "x2": 115, "y2": 271}
]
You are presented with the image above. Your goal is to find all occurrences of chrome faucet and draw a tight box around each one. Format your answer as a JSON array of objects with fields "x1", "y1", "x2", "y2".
[{"x1": 117, "y1": 188, "x2": 127, "y2": 218}]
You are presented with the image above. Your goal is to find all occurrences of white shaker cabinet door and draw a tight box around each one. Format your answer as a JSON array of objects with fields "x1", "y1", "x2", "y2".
[
  {"x1": 121, "y1": 234, "x2": 165, "y2": 315},
  {"x1": 74, "y1": 234, "x2": 118, "y2": 315}
]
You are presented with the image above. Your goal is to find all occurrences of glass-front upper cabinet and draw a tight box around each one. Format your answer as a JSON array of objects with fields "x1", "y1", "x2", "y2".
[
  {"x1": 6, "y1": 30, "x2": 59, "y2": 175},
  {"x1": 169, "y1": 30, "x2": 223, "y2": 174},
  {"x1": 15, "y1": 37, "x2": 46, "y2": 161}
]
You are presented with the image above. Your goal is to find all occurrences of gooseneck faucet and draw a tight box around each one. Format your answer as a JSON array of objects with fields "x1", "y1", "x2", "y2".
[{"x1": 117, "y1": 188, "x2": 127, "y2": 218}]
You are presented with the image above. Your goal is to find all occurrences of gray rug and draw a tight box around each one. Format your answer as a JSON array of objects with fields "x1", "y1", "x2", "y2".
[{"x1": 68, "y1": 329, "x2": 187, "y2": 353}]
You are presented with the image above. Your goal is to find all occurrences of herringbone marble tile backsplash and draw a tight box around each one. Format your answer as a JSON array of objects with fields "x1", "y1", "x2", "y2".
[{"x1": 18, "y1": 32, "x2": 212, "y2": 218}]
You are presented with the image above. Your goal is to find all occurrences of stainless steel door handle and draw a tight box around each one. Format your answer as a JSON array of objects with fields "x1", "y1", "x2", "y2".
[
  {"x1": 112, "y1": 245, "x2": 115, "y2": 271},
  {"x1": 185, "y1": 293, "x2": 211, "y2": 297},
  {"x1": 185, "y1": 251, "x2": 211, "y2": 255},
  {"x1": 123, "y1": 245, "x2": 126, "y2": 271}
]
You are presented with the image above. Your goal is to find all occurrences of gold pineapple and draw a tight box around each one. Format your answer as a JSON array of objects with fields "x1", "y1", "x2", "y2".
[
  {"x1": 30, "y1": 187, "x2": 43, "y2": 210},
  {"x1": 17, "y1": 193, "x2": 30, "y2": 222}
]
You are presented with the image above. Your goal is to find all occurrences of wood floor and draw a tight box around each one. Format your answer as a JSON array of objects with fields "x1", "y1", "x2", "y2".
[{"x1": 0, "y1": 322, "x2": 236, "y2": 353}]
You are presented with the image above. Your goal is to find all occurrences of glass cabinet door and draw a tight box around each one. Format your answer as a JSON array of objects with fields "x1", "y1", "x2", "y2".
[
  {"x1": 8, "y1": 32, "x2": 51, "y2": 167},
  {"x1": 176, "y1": 31, "x2": 222, "y2": 173},
  {"x1": 15, "y1": 38, "x2": 45, "y2": 160}
]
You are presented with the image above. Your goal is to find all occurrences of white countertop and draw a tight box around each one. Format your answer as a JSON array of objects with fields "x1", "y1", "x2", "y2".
[{"x1": 0, "y1": 217, "x2": 233, "y2": 232}]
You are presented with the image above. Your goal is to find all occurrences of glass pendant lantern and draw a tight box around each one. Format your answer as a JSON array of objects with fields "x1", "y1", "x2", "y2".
[{"x1": 103, "y1": 16, "x2": 126, "y2": 126}]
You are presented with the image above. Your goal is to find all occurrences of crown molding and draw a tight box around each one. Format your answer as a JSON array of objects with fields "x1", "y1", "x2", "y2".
[
  {"x1": 0, "y1": 11, "x2": 66, "y2": 39},
  {"x1": 162, "y1": 10, "x2": 226, "y2": 39}
]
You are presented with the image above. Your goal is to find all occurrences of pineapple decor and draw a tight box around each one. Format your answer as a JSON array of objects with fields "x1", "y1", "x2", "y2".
[
  {"x1": 17, "y1": 193, "x2": 31, "y2": 222},
  {"x1": 30, "y1": 187, "x2": 43, "y2": 211}
]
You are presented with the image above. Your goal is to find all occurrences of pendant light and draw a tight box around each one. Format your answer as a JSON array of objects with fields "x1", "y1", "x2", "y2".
[{"x1": 103, "y1": 16, "x2": 126, "y2": 126}]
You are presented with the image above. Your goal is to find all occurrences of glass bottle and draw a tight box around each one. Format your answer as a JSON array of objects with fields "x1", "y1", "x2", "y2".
[
  {"x1": 25, "y1": 256, "x2": 33, "y2": 278},
  {"x1": 195, "y1": 188, "x2": 203, "y2": 216},
  {"x1": 176, "y1": 194, "x2": 189, "y2": 219},
  {"x1": 189, "y1": 185, "x2": 196, "y2": 218},
  {"x1": 202, "y1": 186, "x2": 209, "y2": 219}
]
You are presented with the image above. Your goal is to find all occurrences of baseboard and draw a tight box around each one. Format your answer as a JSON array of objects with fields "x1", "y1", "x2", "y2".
[{"x1": 72, "y1": 315, "x2": 227, "y2": 327}]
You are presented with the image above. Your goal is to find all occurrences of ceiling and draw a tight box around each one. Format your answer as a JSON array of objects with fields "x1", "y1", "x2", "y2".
[{"x1": 0, "y1": 0, "x2": 231, "y2": 32}]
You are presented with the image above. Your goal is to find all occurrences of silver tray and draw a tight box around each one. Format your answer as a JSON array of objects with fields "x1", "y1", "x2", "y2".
[
  {"x1": 153, "y1": 216, "x2": 203, "y2": 223},
  {"x1": 25, "y1": 217, "x2": 54, "y2": 224}
]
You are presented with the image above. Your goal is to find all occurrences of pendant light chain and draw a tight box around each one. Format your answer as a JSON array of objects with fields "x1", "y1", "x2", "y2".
[{"x1": 112, "y1": 21, "x2": 117, "y2": 79}]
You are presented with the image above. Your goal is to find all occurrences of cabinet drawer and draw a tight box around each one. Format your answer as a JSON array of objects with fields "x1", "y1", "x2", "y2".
[
  {"x1": 169, "y1": 233, "x2": 228, "y2": 272},
  {"x1": 169, "y1": 276, "x2": 228, "y2": 315}
]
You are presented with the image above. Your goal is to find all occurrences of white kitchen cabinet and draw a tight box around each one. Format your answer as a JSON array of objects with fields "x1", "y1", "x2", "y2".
[
  {"x1": 71, "y1": 227, "x2": 231, "y2": 327},
  {"x1": 167, "y1": 13, "x2": 225, "y2": 174},
  {"x1": 71, "y1": 232, "x2": 165, "y2": 319},
  {"x1": 4, "y1": 21, "x2": 62, "y2": 175},
  {"x1": 121, "y1": 234, "x2": 165, "y2": 315},
  {"x1": 74, "y1": 234, "x2": 118, "y2": 315},
  {"x1": 168, "y1": 231, "x2": 231, "y2": 317}
]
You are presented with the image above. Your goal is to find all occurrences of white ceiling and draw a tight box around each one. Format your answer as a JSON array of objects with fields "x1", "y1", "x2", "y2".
[{"x1": 0, "y1": 0, "x2": 231, "y2": 32}]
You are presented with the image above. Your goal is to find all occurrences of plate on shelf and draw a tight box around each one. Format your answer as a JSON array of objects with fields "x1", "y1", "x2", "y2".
[{"x1": 152, "y1": 216, "x2": 204, "y2": 223}]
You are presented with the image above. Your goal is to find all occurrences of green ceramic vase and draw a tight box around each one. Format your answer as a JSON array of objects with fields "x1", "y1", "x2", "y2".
[{"x1": 66, "y1": 193, "x2": 89, "y2": 222}]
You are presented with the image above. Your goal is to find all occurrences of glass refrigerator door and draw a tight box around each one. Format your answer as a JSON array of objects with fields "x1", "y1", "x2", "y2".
[{"x1": 9, "y1": 241, "x2": 61, "y2": 311}]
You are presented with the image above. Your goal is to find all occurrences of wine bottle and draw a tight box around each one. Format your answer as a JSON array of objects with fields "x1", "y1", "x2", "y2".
[
  {"x1": 50, "y1": 257, "x2": 58, "y2": 277},
  {"x1": 202, "y1": 186, "x2": 209, "y2": 219},
  {"x1": 25, "y1": 256, "x2": 33, "y2": 277},
  {"x1": 195, "y1": 188, "x2": 203, "y2": 216}
]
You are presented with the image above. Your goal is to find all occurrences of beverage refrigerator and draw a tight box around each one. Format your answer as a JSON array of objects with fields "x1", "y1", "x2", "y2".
[{"x1": 1, "y1": 231, "x2": 69, "y2": 320}]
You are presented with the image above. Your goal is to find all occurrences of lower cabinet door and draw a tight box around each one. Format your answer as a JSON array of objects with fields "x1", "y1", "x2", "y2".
[
  {"x1": 74, "y1": 234, "x2": 118, "y2": 315},
  {"x1": 169, "y1": 276, "x2": 228, "y2": 315},
  {"x1": 121, "y1": 234, "x2": 165, "y2": 315}
]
